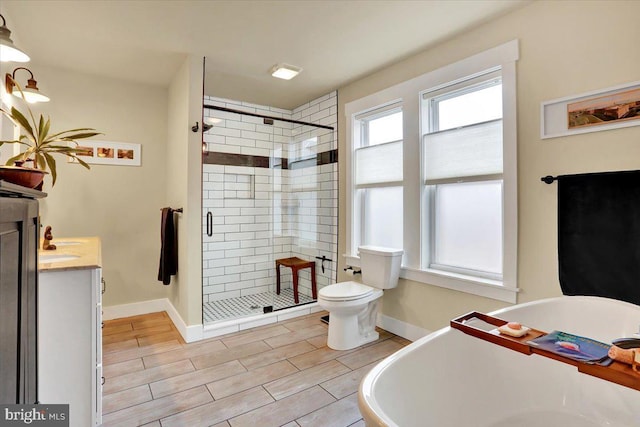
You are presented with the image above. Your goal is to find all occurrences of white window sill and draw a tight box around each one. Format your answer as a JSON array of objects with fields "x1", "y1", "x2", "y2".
[{"x1": 344, "y1": 255, "x2": 518, "y2": 304}]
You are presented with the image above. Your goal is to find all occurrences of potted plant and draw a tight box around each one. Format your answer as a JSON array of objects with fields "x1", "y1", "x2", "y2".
[{"x1": 0, "y1": 84, "x2": 101, "y2": 189}]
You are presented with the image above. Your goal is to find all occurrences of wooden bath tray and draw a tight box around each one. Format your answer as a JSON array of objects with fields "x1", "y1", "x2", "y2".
[{"x1": 451, "y1": 311, "x2": 640, "y2": 392}]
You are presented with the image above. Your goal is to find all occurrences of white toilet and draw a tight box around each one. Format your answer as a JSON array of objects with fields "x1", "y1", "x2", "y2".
[{"x1": 318, "y1": 246, "x2": 403, "y2": 350}]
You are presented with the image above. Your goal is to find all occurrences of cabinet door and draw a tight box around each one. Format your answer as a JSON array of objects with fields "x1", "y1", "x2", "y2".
[
  {"x1": 23, "y1": 207, "x2": 38, "y2": 404},
  {"x1": 0, "y1": 198, "x2": 38, "y2": 404},
  {"x1": 0, "y1": 219, "x2": 21, "y2": 403}
]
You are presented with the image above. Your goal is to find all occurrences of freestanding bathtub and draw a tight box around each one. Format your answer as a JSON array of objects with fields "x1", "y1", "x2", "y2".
[{"x1": 359, "y1": 296, "x2": 640, "y2": 427}]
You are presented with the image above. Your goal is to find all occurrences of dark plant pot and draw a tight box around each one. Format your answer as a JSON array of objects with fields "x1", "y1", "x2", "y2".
[{"x1": 0, "y1": 165, "x2": 48, "y2": 190}]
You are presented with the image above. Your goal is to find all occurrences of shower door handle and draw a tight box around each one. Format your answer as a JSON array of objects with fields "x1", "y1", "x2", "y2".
[{"x1": 206, "y1": 211, "x2": 213, "y2": 237}]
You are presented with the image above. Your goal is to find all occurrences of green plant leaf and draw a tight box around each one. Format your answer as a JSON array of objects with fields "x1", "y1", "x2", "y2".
[
  {"x1": 42, "y1": 146, "x2": 86, "y2": 154},
  {"x1": 73, "y1": 155, "x2": 91, "y2": 170},
  {"x1": 0, "y1": 139, "x2": 27, "y2": 146},
  {"x1": 43, "y1": 152, "x2": 57, "y2": 186},
  {"x1": 58, "y1": 132, "x2": 102, "y2": 141},
  {"x1": 42, "y1": 117, "x2": 51, "y2": 141},
  {"x1": 37, "y1": 115, "x2": 45, "y2": 142},
  {"x1": 5, "y1": 153, "x2": 25, "y2": 166},
  {"x1": 9, "y1": 107, "x2": 36, "y2": 142},
  {"x1": 46, "y1": 128, "x2": 98, "y2": 140},
  {"x1": 35, "y1": 153, "x2": 46, "y2": 170}
]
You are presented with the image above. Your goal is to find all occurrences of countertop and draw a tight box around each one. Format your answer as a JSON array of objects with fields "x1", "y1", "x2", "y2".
[{"x1": 38, "y1": 236, "x2": 102, "y2": 272}]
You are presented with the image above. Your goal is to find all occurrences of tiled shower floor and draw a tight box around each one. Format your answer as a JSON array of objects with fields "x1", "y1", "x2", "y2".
[{"x1": 203, "y1": 288, "x2": 315, "y2": 324}]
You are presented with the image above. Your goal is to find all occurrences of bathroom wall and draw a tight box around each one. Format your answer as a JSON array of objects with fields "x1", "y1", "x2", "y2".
[
  {"x1": 337, "y1": 0, "x2": 640, "y2": 332},
  {"x1": 202, "y1": 92, "x2": 338, "y2": 306},
  {"x1": 4, "y1": 63, "x2": 173, "y2": 307},
  {"x1": 166, "y1": 55, "x2": 204, "y2": 326}
]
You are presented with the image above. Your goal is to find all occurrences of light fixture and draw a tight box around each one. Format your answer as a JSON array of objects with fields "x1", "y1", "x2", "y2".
[
  {"x1": 270, "y1": 63, "x2": 302, "y2": 80},
  {"x1": 5, "y1": 67, "x2": 50, "y2": 103},
  {"x1": 0, "y1": 14, "x2": 30, "y2": 63}
]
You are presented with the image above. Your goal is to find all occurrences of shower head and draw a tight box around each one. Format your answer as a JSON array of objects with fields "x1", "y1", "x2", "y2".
[{"x1": 202, "y1": 123, "x2": 213, "y2": 132}]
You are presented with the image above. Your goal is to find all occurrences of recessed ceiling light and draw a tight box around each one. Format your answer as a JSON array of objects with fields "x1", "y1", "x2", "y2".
[{"x1": 270, "y1": 63, "x2": 302, "y2": 80}]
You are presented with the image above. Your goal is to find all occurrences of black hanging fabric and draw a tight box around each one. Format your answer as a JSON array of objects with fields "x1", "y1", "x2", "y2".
[
  {"x1": 558, "y1": 170, "x2": 640, "y2": 306},
  {"x1": 158, "y1": 207, "x2": 178, "y2": 285}
]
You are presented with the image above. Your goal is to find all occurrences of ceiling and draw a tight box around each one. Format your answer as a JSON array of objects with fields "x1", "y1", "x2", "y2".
[{"x1": 2, "y1": 0, "x2": 528, "y2": 110}]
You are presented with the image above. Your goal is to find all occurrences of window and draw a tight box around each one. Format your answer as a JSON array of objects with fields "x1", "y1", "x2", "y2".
[
  {"x1": 353, "y1": 106, "x2": 403, "y2": 250},
  {"x1": 345, "y1": 40, "x2": 518, "y2": 303},
  {"x1": 422, "y1": 72, "x2": 504, "y2": 281}
]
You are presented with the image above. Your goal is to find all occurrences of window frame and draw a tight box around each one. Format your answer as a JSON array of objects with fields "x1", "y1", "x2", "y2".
[
  {"x1": 422, "y1": 71, "x2": 505, "y2": 281},
  {"x1": 345, "y1": 40, "x2": 519, "y2": 304},
  {"x1": 352, "y1": 103, "x2": 404, "y2": 251}
]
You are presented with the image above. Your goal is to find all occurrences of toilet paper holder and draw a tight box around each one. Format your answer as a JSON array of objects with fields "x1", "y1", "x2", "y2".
[{"x1": 343, "y1": 266, "x2": 361, "y2": 275}]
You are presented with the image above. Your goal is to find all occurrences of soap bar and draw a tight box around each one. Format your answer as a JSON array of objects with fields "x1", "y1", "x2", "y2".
[{"x1": 498, "y1": 322, "x2": 530, "y2": 338}]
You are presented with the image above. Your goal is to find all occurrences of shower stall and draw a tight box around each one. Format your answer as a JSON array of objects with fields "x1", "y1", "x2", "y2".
[{"x1": 201, "y1": 92, "x2": 338, "y2": 325}]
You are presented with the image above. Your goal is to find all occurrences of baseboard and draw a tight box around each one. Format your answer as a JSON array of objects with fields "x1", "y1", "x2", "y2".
[
  {"x1": 102, "y1": 299, "x2": 169, "y2": 320},
  {"x1": 162, "y1": 300, "x2": 203, "y2": 343},
  {"x1": 103, "y1": 298, "x2": 202, "y2": 343},
  {"x1": 376, "y1": 313, "x2": 431, "y2": 342}
]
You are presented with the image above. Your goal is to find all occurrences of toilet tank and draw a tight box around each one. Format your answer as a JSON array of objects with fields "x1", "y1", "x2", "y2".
[{"x1": 358, "y1": 246, "x2": 404, "y2": 289}]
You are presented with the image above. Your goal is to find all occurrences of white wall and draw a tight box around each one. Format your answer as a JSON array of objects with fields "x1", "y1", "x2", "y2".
[
  {"x1": 166, "y1": 55, "x2": 204, "y2": 326},
  {"x1": 337, "y1": 0, "x2": 640, "y2": 331},
  {"x1": 0, "y1": 63, "x2": 172, "y2": 307}
]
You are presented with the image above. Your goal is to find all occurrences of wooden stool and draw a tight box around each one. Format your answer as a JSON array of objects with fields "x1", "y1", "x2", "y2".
[{"x1": 276, "y1": 257, "x2": 317, "y2": 304}]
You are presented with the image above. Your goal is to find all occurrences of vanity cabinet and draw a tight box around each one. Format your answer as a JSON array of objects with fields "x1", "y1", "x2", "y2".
[
  {"x1": 0, "y1": 182, "x2": 43, "y2": 404},
  {"x1": 38, "y1": 239, "x2": 102, "y2": 427}
]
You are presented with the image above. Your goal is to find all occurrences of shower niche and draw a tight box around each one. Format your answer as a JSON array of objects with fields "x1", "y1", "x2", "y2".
[{"x1": 201, "y1": 92, "x2": 338, "y2": 325}]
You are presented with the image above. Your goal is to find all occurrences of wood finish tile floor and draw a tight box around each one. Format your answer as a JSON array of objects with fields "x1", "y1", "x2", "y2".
[{"x1": 101, "y1": 311, "x2": 410, "y2": 427}]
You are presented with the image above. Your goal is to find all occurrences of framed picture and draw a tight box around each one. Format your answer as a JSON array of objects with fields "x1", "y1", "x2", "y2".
[
  {"x1": 541, "y1": 80, "x2": 640, "y2": 139},
  {"x1": 69, "y1": 140, "x2": 141, "y2": 166}
]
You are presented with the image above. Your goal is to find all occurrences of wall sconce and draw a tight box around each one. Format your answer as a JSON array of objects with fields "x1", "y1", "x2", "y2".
[
  {"x1": 5, "y1": 67, "x2": 50, "y2": 103},
  {"x1": 0, "y1": 14, "x2": 30, "y2": 63},
  {"x1": 191, "y1": 121, "x2": 213, "y2": 132}
]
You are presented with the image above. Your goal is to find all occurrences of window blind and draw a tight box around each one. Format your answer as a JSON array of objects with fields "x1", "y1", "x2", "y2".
[
  {"x1": 355, "y1": 140, "x2": 403, "y2": 186},
  {"x1": 424, "y1": 119, "x2": 502, "y2": 182}
]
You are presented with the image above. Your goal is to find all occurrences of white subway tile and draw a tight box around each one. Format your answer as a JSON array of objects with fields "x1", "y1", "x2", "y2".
[
  {"x1": 211, "y1": 127, "x2": 241, "y2": 138},
  {"x1": 210, "y1": 241, "x2": 241, "y2": 251},
  {"x1": 241, "y1": 270, "x2": 270, "y2": 281},
  {"x1": 203, "y1": 164, "x2": 225, "y2": 173},
  {"x1": 203, "y1": 250, "x2": 226, "y2": 260},
  {"x1": 226, "y1": 119, "x2": 257, "y2": 131},
  {"x1": 241, "y1": 239, "x2": 270, "y2": 248},
  {"x1": 241, "y1": 146, "x2": 270, "y2": 157},
  {"x1": 241, "y1": 254, "x2": 269, "y2": 265},
  {"x1": 225, "y1": 232, "x2": 256, "y2": 241},
  {"x1": 225, "y1": 166, "x2": 255, "y2": 175},
  {"x1": 225, "y1": 216, "x2": 255, "y2": 224},
  {"x1": 208, "y1": 290, "x2": 241, "y2": 301},
  {"x1": 225, "y1": 264, "x2": 255, "y2": 275},
  {"x1": 211, "y1": 257, "x2": 240, "y2": 268},
  {"x1": 225, "y1": 136, "x2": 256, "y2": 148},
  {"x1": 213, "y1": 224, "x2": 240, "y2": 233},
  {"x1": 209, "y1": 274, "x2": 240, "y2": 285},
  {"x1": 241, "y1": 223, "x2": 269, "y2": 232}
]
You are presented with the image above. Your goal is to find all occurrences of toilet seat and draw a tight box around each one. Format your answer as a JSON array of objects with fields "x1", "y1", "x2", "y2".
[{"x1": 319, "y1": 281, "x2": 374, "y2": 302}]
